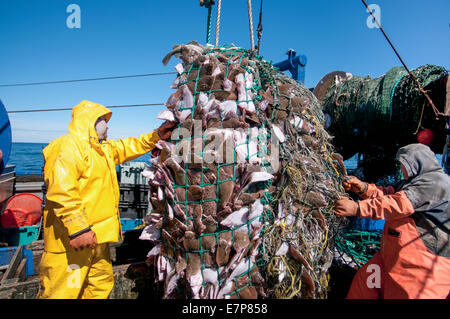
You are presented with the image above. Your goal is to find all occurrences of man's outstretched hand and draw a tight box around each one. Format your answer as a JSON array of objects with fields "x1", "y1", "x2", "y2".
[{"x1": 157, "y1": 121, "x2": 177, "y2": 141}]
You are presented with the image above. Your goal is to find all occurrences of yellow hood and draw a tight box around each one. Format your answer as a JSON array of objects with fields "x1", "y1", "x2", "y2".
[
  {"x1": 42, "y1": 100, "x2": 161, "y2": 253},
  {"x1": 68, "y1": 100, "x2": 112, "y2": 143}
]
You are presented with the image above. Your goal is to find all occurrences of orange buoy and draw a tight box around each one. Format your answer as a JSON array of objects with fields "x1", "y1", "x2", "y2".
[{"x1": 417, "y1": 129, "x2": 435, "y2": 146}]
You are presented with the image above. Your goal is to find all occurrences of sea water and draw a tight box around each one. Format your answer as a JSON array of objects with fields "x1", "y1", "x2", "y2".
[
  {"x1": 7, "y1": 142, "x2": 443, "y2": 175},
  {"x1": 8, "y1": 142, "x2": 151, "y2": 174},
  {"x1": 8, "y1": 143, "x2": 48, "y2": 174},
  {"x1": 7, "y1": 142, "x2": 360, "y2": 174}
]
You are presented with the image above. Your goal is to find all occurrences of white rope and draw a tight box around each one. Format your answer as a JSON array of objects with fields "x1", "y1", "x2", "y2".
[
  {"x1": 215, "y1": 0, "x2": 222, "y2": 47},
  {"x1": 247, "y1": 0, "x2": 255, "y2": 50}
]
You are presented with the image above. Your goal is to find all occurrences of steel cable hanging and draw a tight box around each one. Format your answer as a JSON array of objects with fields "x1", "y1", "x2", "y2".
[
  {"x1": 256, "y1": 0, "x2": 263, "y2": 55},
  {"x1": 0, "y1": 72, "x2": 177, "y2": 88},
  {"x1": 7, "y1": 103, "x2": 165, "y2": 114},
  {"x1": 361, "y1": 0, "x2": 441, "y2": 125}
]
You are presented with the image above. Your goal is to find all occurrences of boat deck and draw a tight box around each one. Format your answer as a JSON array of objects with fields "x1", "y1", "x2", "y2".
[{"x1": 0, "y1": 175, "x2": 155, "y2": 299}]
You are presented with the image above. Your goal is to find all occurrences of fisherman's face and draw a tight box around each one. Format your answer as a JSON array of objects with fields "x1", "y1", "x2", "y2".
[{"x1": 95, "y1": 116, "x2": 108, "y2": 141}]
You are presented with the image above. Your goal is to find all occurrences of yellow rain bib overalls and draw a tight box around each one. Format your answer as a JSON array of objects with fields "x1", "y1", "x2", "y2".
[{"x1": 37, "y1": 100, "x2": 160, "y2": 299}]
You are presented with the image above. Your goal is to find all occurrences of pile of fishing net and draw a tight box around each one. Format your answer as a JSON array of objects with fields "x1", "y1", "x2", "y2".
[
  {"x1": 321, "y1": 65, "x2": 448, "y2": 182},
  {"x1": 138, "y1": 41, "x2": 346, "y2": 299},
  {"x1": 333, "y1": 228, "x2": 381, "y2": 269}
]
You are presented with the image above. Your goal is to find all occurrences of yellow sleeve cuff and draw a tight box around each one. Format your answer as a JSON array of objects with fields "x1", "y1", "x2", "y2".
[
  {"x1": 146, "y1": 130, "x2": 161, "y2": 146},
  {"x1": 63, "y1": 213, "x2": 91, "y2": 237}
]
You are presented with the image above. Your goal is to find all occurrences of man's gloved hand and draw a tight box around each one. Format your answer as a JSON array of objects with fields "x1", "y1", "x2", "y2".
[
  {"x1": 342, "y1": 176, "x2": 368, "y2": 195},
  {"x1": 69, "y1": 230, "x2": 98, "y2": 251},
  {"x1": 157, "y1": 121, "x2": 177, "y2": 141},
  {"x1": 333, "y1": 197, "x2": 359, "y2": 217}
]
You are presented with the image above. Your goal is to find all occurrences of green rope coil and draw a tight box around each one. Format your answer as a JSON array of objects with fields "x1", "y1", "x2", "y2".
[{"x1": 334, "y1": 230, "x2": 382, "y2": 268}]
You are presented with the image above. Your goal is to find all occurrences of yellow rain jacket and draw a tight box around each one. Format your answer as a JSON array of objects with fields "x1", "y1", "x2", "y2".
[{"x1": 42, "y1": 100, "x2": 160, "y2": 253}]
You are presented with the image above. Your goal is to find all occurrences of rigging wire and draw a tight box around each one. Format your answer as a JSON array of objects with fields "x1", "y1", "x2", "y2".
[
  {"x1": 361, "y1": 0, "x2": 441, "y2": 125},
  {"x1": 7, "y1": 103, "x2": 165, "y2": 114},
  {"x1": 0, "y1": 72, "x2": 177, "y2": 88},
  {"x1": 256, "y1": 0, "x2": 263, "y2": 55}
]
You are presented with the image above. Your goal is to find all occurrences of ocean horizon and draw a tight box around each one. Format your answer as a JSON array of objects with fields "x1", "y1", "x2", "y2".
[
  {"x1": 7, "y1": 142, "x2": 443, "y2": 175},
  {"x1": 8, "y1": 142, "x2": 151, "y2": 174}
]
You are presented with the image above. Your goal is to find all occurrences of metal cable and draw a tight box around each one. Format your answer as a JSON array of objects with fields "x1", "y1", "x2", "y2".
[
  {"x1": 361, "y1": 0, "x2": 441, "y2": 121},
  {"x1": 256, "y1": 0, "x2": 263, "y2": 55},
  {"x1": 215, "y1": 0, "x2": 222, "y2": 47},
  {"x1": 0, "y1": 72, "x2": 177, "y2": 88},
  {"x1": 7, "y1": 103, "x2": 165, "y2": 114},
  {"x1": 247, "y1": 0, "x2": 255, "y2": 50}
]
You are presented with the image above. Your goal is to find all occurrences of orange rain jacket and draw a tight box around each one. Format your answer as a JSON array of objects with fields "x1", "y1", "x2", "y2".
[{"x1": 347, "y1": 144, "x2": 450, "y2": 299}]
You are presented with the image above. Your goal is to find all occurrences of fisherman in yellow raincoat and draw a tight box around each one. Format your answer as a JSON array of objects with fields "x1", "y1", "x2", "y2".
[{"x1": 37, "y1": 100, "x2": 175, "y2": 299}]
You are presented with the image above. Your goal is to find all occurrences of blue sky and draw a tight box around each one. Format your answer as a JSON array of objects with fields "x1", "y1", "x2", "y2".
[{"x1": 0, "y1": 0, "x2": 449, "y2": 143}]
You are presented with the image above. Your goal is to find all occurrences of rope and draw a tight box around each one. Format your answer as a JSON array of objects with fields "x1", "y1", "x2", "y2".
[
  {"x1": 200, "y1": 0, "x2": 215, "y2": 45},
  {"x1": 334, "y1": 229, "x2": 382, "y2": 268},
  {"x1": 206, "y1": 5, "x2": 213, "y2": 45},
  {"x1": 247, "y1": 0, "x2": 255, "y2": 50},
  {"x1": 361, "y1": 0, "x2": 442, "y2": 119},
  {"x1": 256, "y1": 0, "x2": 263, "y2": 55},
  {"x1": 0, "y1": 72, "x2": 177, "y2": 88},
  {"x1": 215, "y1": 0, "x2": 222, "y2": 47},
  {"x1": 7, "y1": 103, "x2": 165, "y2": 113}
]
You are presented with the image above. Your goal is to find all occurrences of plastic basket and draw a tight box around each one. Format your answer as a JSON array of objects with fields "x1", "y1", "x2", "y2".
[
  {"x1": 1, "y1": 193, "x2": 43, "y2": 227},
  {"x1": 119, "y1": 162, "x2": 149, "y2": 185},
  {"x1": 120, "y1": 218, "x2": 143, "y2": 232},
  {"x1": 118, "y1": 203, "x2": 148, "y2": 219},
  {"x1": 0, "y1": 225, "x2": 40, "y2": 246},
  {"x1": 351, "y1": 217, "x2": 385, "y2": 232},
  {"x1": 119, "y1": 183, "x2": 149, "y2": 203},
  {"x1": 0, "y1": 246, "x2": 34, "y2": 278}
]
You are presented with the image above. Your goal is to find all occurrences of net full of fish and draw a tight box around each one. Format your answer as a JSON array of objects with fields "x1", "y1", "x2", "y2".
[{"x1": 139, "y1": 41, "x2": 346, "y2": 299}]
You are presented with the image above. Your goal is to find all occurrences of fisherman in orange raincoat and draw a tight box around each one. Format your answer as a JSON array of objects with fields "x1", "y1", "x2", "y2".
[{"x1": 333, "y1": 143, "x2": 450, "y2": 299}]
